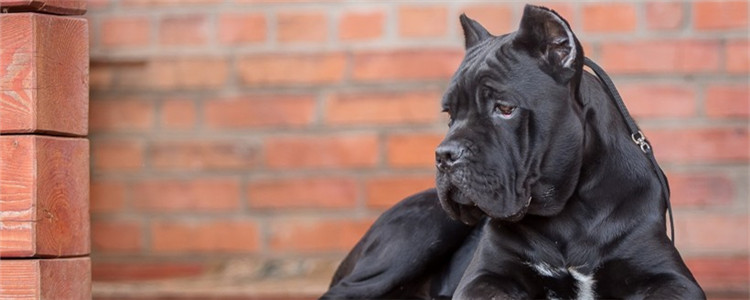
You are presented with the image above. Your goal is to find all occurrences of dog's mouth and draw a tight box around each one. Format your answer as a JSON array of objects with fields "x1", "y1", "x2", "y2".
[
  {"x1": 500, "y1": 197, "x2": 531, "y2": 222},
  {"x1": 438, "y1": 183, "x2": 532, "y2": 225},
  {"x1": 440, "y1": 187, "x2": 485, "y2": 225}
]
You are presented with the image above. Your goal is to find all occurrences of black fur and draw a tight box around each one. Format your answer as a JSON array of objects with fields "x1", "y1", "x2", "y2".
[
  {"x1": 323, "y1": 5, "x2": 704, "y2": 299},
  {"x1": 321, "y1": 189, "x2": 474, "y2": 299}
]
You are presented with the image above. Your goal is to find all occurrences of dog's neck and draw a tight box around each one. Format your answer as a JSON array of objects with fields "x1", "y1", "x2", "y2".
[{"x1": 574, "y1": 71, "x2": 667, "y2": 226}]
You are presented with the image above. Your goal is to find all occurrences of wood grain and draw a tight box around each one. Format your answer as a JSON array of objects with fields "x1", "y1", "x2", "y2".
[
  {"x1": 0, "y1": 257, "x2": 91, "y2": 299},
  {"x1": 0, "y1": 0, "x2": 86, "y2": 15},
  {"x1": 0, "y1": 13, "x2": 88, "y2": 136},
  {"x1": 0, "y1": 135, "x2": 90, "y2": 257}
]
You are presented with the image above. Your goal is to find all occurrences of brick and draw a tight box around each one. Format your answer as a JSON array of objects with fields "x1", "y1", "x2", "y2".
[
  {"x1": 92, "y1": 261, "x2": 208, "y2": 282},
  {"x1": 676, "y1": 213, "x2": 748, "y2": 253},
  {"x1": 365, "y1": 175, "x2": 434, "y2": 208},
  {"x1": 705, "y1": 84, "x2": 749, "y2": 118},
  {"x1": 618, "y1": 84, "x2": 696, "y2": 118},
  {"x1": 0, "y1": 14, "x2": 88, "y2": 136},
  {"x1": 398, "y1": 5, "x2": 448, "y2": 38},
  {"x1": 277, "y1": 11, "x2": 327, "y2": 43},
  {"x1": 218, "y1": 13, "x2": 266, "y2": 44},
  {"x1": 150, "y1": 139, "x2": 259, "y2": 171},
  {"x1": 693, "y1": 1, "x2": 748, "y2": 30},
  {"x1": 648, "y1": 127, "x2": 749, "y2": 163},
  {"x1": 159, "y1": 14, "x2": 208, "y2": 45},
  {"x1": 459, "y1": 4, "x2": 513, "y2": 35},
  {"x1": 204, "y1": 95, "x2": 316, "y2": 129},
  {"x1": 248, "y1": 177, "x2": 357, "y2": 209},
  {"x1": 599, "y1": 40, "x2": 720, "y2": 74},
  {"x1": 90, "y1": 180, "x2": 126, "y2": 213},
  {"x1": 674, "y1": 41, "x2": 722, "y2": 73},
  {"x1": 151, "y1": 58, "x2": 227, "y2": 90},
  {"x1": 265, "y1": 135, "x2": 378, "y2": 169},
  {"x1": 151, "y1": 219, "x2": 260, "y2": 253},
  {"x1": 726, "y1": 40, "x2": 749, "y2": 73},
  {"x1": 645, "y1": 2, "x2": 684, "y2": 30},
  {"x1": 91, "y1": 139, "x2": 144, "y2": 172},
  {"x1": 339, "y1": 9, "x2": 385, "y2": 41},
  {"x1": 100, "y1": 16, "x2": 150, "y2": 48},
  {"x1": 325, "y1": 90, "x2": 441, "y2": 125},
  {"x1": 161, "y1": 99, "x2": 196, "y2": 130},
  {"x1": 158, "y1": 58, "x2": 227, "y2": 90},
  {"x1": 91, "y1": 219, "x2": 142, "y2": 253},
  {"x1": 132, "y1": 178, "x2": 241, "y2": 212},
  {"x1": 686, "y1": 257, "x2": 749, "y2": 293},
  {"x1": 582, "y1": 3, "x2": 637, "y2": 33},
  {"x1": 269, "y1": 217, "x2": 374, "y2": 253},
  {"x1": 667, "y1": 172, "x2": 734, "y2": 207},
  {"x1": 89, "y1": 99, "x2": 155, "y2": 132},
  {"x1": 352, "y1": 50, "x2": 462, "y2": 82},
  {"x1": 237, "y1": 53, "x2": 346, "y2": 86},
  {"x1": 386, "y1": 133, "x2": 443, "y2": 168},
  {"x1": 118, "y1": 57, "x2": 228, "y2": 91}
]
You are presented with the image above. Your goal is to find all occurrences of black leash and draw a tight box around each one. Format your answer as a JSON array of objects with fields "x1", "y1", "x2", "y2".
[{"x1": 582, "y1": 57, "x2": 675, "y2": 244}]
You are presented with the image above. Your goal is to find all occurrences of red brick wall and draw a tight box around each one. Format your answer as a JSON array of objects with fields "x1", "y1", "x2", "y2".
[{"x1": 86, "y1": 0, "x2": 748, "y2": 296}]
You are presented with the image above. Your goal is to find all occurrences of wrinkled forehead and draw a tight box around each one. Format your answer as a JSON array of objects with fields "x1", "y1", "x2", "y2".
[{"x1": 442, "y1": 33, "x2": 528, "y2": 105}]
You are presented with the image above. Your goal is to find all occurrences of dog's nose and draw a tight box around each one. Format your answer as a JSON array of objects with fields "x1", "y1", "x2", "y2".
[{"x1": 435, "y1": 142, "x2": 465, "y2": 172}]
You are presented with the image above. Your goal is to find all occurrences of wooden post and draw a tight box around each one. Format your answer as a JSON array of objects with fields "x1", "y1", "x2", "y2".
[{"x1": 0, "y1": 1, "x2": 90, "y2": 299}]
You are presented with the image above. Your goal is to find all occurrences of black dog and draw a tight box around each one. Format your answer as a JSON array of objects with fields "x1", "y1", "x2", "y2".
[{"x1": 322, "y1": 5, "x2": 704, "y2": 299}]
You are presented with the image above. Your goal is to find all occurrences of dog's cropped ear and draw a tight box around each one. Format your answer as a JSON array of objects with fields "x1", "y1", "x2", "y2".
[
  {"x1": 460, "y1": 14, "x2": 491, "y2": 49},
  {"x1": 514, "y1": 4, "x2": 583, "y2": 84}
]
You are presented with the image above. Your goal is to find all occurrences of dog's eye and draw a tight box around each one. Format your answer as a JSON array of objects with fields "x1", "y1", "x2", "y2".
[{"x1": 494, "y1": 103, "x2": 517, "y2": 118}]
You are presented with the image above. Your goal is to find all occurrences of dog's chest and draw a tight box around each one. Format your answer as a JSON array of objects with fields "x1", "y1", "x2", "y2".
[{"x1": 526, "y1": 262, "x2": 596, "y2": 300}]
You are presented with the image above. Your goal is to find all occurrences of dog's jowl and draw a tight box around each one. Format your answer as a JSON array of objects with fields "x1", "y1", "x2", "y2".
[{"x1": 322, "y1": 4, "x2": 705, "y2": 300}]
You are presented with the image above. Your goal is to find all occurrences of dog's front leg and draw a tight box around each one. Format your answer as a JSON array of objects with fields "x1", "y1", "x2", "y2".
[{"x1": 452, "y1": 222, "x2": 541, "y2": 300}]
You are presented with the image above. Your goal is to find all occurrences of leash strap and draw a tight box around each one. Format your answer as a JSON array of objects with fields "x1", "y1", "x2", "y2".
[{"x1": 582, "y1": 57, "x2": 675, "y2": 244}]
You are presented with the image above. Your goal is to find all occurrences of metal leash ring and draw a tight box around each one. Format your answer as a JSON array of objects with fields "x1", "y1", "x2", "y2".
[{"x1": 631, "y1": 131, "x2": 651, "y2": 154}]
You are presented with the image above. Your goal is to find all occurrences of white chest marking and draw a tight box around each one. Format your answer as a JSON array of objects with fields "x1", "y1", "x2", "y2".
[
  {"x1": 568, "y1": 267, "x2": 595, "y2": 300},
  {"x1": 528, "y1": 263, "x2": 596, "y2": 300}
]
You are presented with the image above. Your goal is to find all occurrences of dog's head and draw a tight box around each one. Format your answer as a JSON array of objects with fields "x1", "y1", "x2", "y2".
[{"x1": 436, "y1": 5, "x2": 586, "y2": 225}]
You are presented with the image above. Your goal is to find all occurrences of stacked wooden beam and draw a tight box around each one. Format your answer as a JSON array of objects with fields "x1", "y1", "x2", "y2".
[{"x1": 0, "y1": 1, "x2": 90, "y2": 298}]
